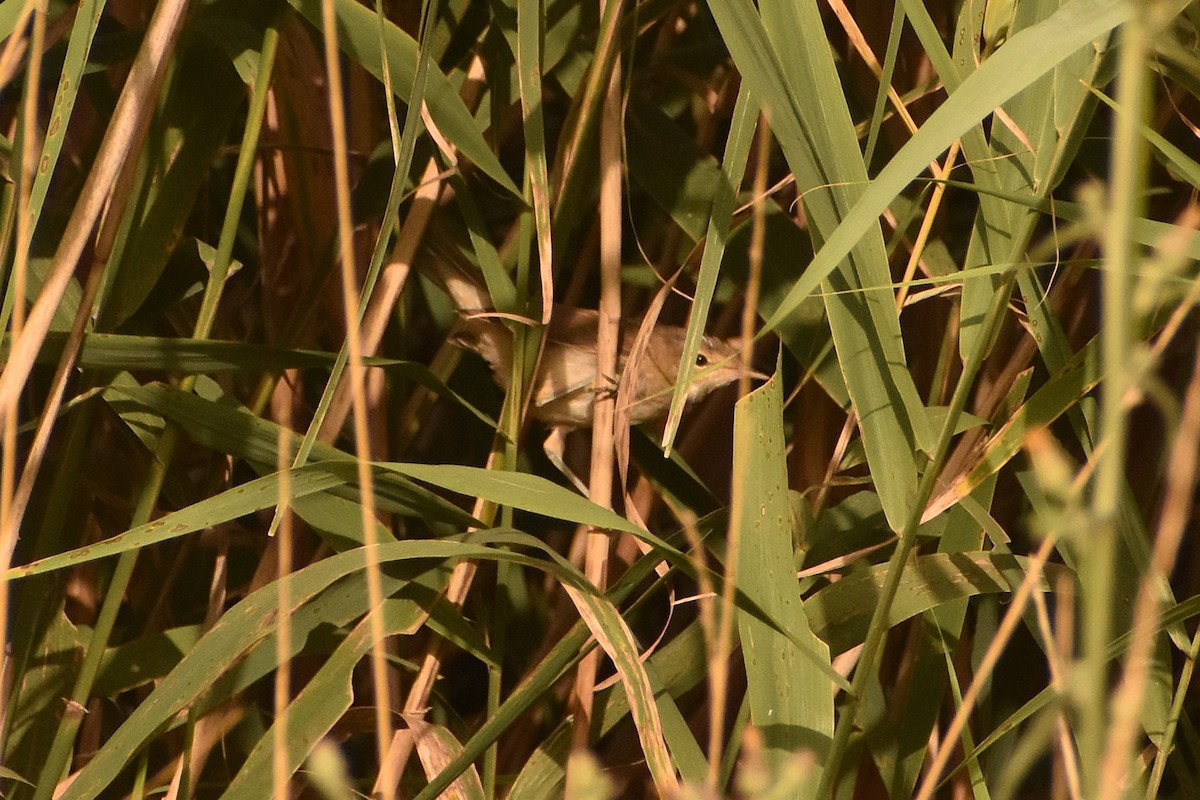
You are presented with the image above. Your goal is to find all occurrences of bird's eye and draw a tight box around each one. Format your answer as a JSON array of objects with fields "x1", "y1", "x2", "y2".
[{"x1": 695, "y1": 353, "x2": 709, "y2": 367}]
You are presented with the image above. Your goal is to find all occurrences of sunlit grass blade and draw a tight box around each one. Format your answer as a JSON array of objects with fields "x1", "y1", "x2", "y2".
[{"x1": 732, "y1": 371, "x2": 832, "y2": 794}]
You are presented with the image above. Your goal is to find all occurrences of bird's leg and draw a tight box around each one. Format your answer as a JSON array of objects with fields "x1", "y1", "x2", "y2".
[
  {"x1": 594, "y1": 372, "x2": 620, "y2": 402},
  {"x1": 543, "y1": 426, "x2": 589, "y2": 495}
]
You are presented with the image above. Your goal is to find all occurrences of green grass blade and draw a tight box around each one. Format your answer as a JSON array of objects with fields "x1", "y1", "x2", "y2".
[
  {"x1": 806, "y1": 553, "x2": 1072, "y2": 657},
  {"x1": 733, "y1": 371, "x2": 832, "y2": 793},
  {"x1": 759, "y1": 0, "x2": 1135, "y2": 337},
  {"x1": 661, "y1": 86, "x2": 757, "y2": 453}
]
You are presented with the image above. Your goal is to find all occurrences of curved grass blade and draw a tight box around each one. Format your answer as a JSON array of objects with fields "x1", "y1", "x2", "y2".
[
  {"x1": 806, "y1": 552, "x2": 1072, "y2": 656},
  {"x1": 758, "y1": 0, "x2": 1137, "y2": 337},
  {"x1": 56, "y1": 540, "x2": 575, "y2": 800},
  {"x1": 661, "y1": 86, "x2": 757, "y2": 453},
  {"x1": 8, "y1": 463, "x2": 361, "y2": 580},
  {"x1": 708, "y1": 0, "x2": 931, "y2": 531},
  {"x1": 9, "y1": 332, "x2": 498, "y2": 428},
  {"x1": 104, "y1": 382, "x2": 480, "y2": 527}
]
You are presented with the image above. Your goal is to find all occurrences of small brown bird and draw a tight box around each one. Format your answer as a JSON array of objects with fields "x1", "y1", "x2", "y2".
[
  {"x1": 451, "y1": 306, "x2": 745, "y2": 429},
  {"x1": 418, "y1": 226, "x2": 749, "y2": 430}
]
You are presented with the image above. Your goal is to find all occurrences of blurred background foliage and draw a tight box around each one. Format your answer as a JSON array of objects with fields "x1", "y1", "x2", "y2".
[{"x1": 1, "y1": 0, "x2": 1200, "y2": 798}]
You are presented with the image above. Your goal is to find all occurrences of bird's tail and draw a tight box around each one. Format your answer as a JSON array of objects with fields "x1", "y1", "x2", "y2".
[{"x1": 415, "y1": 223, "x2": 498, "y2": 315}]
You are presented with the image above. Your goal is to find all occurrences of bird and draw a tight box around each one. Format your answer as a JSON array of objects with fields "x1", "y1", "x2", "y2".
[{"x1": 416, "y1": 222, "x2": 754, "y2": 490}]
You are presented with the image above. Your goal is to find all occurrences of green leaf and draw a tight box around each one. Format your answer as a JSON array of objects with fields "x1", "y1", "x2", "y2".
[
  {"x1": 101, "y1": 40, "x2": 244, "y2": 327},
  {"x1": 733, "y1": 369, "x2": 832, "y2": 789},
  {"x1": 286, "y1": 0, "x2": 520, "y2": 196},
  {"x1": 662, "y1": 86, "x2": 758, "y2": 452},
  {"x1": 6, "y1": 332, "x2": 497, "y2": 429},
  {"x1": 220, "y1": 609, "x2": 402, "y2": 798},
  {"x1": 57, "y1": 540, "x2": 564, "y2": 800},
  {"x1": 94, "y1": 626, "x2": 202, "y2": 696},
  {"x1": 709, "y1": 0, "x2": 933, "y2": 531},
  {"x1": 105, "y1": 382, "x2": 479, "y2": 529},
  {"x1": 806, "y1": 552, "x2": 1072, "y2": 656},
  {"x1": 388, "y1": 462, "x2": 672, "y2": 549},
  {"x1": 759, "y1": 0, "x2": 1134, "y2": 338},
  {"x1": 9, "y1": 464, "x2": 361, "y2": 579}
]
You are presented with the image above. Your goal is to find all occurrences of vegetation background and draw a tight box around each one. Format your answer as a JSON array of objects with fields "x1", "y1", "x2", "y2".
[{"x1": 1, "y1": 0, "x2": 1198, "y2": 798}]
